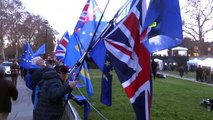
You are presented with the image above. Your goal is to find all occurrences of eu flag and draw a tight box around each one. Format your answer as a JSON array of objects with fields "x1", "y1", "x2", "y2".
[
  {"x1": 90, "y1": 28, "x2": 114, "y2": 106},
  {"x1": 142, "y1": 0, "x2": 183, "y2": 53},
  {"x1": 100, "y1": 52, "x2": 113, "y2": 106},
  {"x1": 33, "y1": 44, "x2": 45, "y2": 57},
  {"x1": 19, "y1": 42, "x2": 41, "y2": 70},
  {"x1": 73, "y1": 0, "x2": 107, "y2": 51},
  {"x1": 19, "y1": 42, "x2": 34, "y2": 69},
  {"x1": 64, "y1": 34, "x2": 94, "y2": 98}
]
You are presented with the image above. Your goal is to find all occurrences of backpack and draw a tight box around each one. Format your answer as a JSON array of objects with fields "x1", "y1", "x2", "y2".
[
  {"x1": 25, "y1": 68, "x2": 45, "y2": 90},
  {"x1": 25, "y1": 69, "x2": 37, "y2": 90}
]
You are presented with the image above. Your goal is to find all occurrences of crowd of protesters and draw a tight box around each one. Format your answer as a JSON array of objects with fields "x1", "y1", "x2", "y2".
[{"x1": 0, "y1": 56, "x2": 78, "y2": 120}]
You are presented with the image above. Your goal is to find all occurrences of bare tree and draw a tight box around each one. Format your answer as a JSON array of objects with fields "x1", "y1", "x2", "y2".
[
  {"x1": 0, "y1": 0, "x2": 10, "y2": 59},
  {"x1": 0, "y1": 0, "x2": 24, "y2": 59},
  {"x1": 7, "y1": 2, "x2": 25, "y2": 59},
  {"x1": 182, "y1": 0, "x2": 213, "y2": 55},
  {"x1": 21, "y1": 13, "x2": 58, "y2": 55},
  {"x1": 1, "y1": 0, "x2": 58, "y2": 59}
]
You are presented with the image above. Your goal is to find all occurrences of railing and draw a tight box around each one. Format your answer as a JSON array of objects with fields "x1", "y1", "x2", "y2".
[{"x1": 61, "y1": 100, "x2": 81, "y2": 120}]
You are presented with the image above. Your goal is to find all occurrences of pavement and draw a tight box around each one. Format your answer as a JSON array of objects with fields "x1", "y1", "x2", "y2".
[
  {"x1": 158, "y1": 71, "x2": 213, "y2": 86},
  {"x1": 6, "y1": 75, "x2": 80, "y2": 120},
  {"x1": 7, "y1": 76, "x2": 33, "y2": 120}
]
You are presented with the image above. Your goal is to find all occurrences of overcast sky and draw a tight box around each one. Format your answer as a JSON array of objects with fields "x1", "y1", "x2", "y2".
[
  {"x1": 20, "y1": 0, "x2": 129, "y2": 39},
  {"x1": 20, "y1": 0, "x2": 189, "y2": 40}
]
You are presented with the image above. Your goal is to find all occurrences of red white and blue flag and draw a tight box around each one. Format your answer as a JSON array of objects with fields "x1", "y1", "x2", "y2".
[
  {"x1": 104, "y1": 0, "x2": 151, "y2": 119},
  {"x1": 54, "y1": 31, "x2": 70, "y2": 61},
  {"x1": 73, "y1": 0, "x2": 107, "y2": 51}
]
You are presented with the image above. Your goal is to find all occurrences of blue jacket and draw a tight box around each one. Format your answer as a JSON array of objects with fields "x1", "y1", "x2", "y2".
[{"x1": 33, "y1": 70, "x2": 72, "y2": 120}]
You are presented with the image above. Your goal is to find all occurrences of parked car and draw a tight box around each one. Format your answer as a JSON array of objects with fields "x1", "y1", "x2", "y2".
[{"x1": 2, "y1": 61, "x2": 12, "y2": 76}]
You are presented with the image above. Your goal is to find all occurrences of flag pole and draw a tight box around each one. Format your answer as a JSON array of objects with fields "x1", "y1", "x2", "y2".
[
  {"x1": 69, "y1": 0, "x2": 131, "y2": 75},
  {"x1": 60, "y1": 0, "x2": 133, "y2": 119},
  {"x1": 60, "y1": 0, "x2": 111, "y2": 119}
]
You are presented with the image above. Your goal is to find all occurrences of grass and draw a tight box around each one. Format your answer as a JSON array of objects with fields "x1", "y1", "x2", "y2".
[{"x1": 71, "y1": 69, "x2": 213, "y2": 120}]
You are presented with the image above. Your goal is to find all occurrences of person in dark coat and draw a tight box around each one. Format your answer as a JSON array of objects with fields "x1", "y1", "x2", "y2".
[
  {"x1": 0, "y1": 66, "x2": 18, "y2": 120},
  {"x1": 30, "y1": 58, "x2": 55, "y2": 104},
  {"x1": 179, "y1": 65, "x2": 185, "y2": 78},
  {"x1": 151, "y1": 59, "x2": 158, "y2": 79},
  {"x1": 196, "y1": 65, "x2": 203, "y2": 82},
  {"x1": 33, "y1": 65, "x2": 78, "y2": 120},
  {"x1": 10, "y1": 59, "x2": 20, "y2": 87}
]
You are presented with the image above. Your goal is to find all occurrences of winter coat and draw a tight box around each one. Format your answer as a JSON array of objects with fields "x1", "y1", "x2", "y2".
[
  {"x1": 30, "y1": 67, "x2": 54, "y2": 104},
  {"x1": 0, "y1": 77, "x2": 18, "y2": 112},
  {"x1": 10, "y1": 63, "x2": 20, "y2": 75},
  {"x1": 33, "y1": 70, "x2": 72, "y2": 120}
]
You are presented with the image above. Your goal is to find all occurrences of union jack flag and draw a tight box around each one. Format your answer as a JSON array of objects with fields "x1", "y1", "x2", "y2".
[
  {"x1": 104, "y1": 0, "x2": 151, "y2": 119},
  {"x1": 73, "y1": 0, "x2": 107, "y2": 51},
  {"x1": 54, "y1": 31, "x2": 70, "y2": 61},
  {"x1": 74, "y1": 0, "x2": 90, "y2": 32}
]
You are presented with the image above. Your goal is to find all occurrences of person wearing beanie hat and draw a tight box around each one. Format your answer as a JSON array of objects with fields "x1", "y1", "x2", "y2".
[
  {"x1": 0, "y1": 65, "x2": 18, "y2": 120},
  {"x1": 33, "y1": 65, "x2": 78, "y2": 120}
]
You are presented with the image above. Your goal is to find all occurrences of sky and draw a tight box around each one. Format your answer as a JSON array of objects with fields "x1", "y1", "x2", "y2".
[
  {"x1": 20, "y1": 0, "x2": 187, "y2": 40},
  {"x1": 20, "y1": 0, "x2": 128, "y2": 39}
]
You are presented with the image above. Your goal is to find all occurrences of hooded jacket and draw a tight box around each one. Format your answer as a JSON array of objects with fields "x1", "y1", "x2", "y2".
[{"x1": 33, "y1": 70, "x2": 72, "y2": 120}]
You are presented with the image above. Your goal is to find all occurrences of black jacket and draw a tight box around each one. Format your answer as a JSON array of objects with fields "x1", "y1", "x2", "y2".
[
  {"x1": 33, "y1": 70, "x2": 72, "y2": 120},
  {"x1": 0, "y1": 77, "x2": 18, "y2": 112}
]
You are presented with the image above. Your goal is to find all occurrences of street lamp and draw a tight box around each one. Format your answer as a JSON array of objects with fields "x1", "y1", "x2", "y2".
[
  {"x1": 15, "y1": 42, "x2": 18, "y2": 59},
  {"x1": 45, "y1": 21, "x2": 48, "y2": 59}
]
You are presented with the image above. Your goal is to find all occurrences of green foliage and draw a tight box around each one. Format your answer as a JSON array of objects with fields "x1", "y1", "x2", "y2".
[{"x1": 71, "y1": 69, "x2": 213, "y2": 120}]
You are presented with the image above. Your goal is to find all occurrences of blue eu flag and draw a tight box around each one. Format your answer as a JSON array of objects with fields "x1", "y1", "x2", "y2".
[{"x1": 19, "y1": 42, "x2": 34, "y2": 69}]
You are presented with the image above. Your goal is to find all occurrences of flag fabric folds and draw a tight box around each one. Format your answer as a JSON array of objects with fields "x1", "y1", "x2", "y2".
[
  {"x1": 54, "y1": 31, "x2": 70, "y2": 61},
  {"x1": 64, "y1": 0, "x2": 108, "y2": 98},
  {"x1": 64, "y1": 35, "x2": 94, "y2": 98},
  {"x1": 90, "y1": 41, "x2": 113, "y2": 106},
  {"x1": 33, "y1": 44, "x2": 45, "y2": 57},
  {"x1": 71, "y1": 95, "x2": 90, "y2": 120},
  {"x1": 19, "y1": 42, "x2": 42, "y2": 69},
  {"x1": 142, "y1": 0, "x2": 183, "y2": 53},
  {"x1": 19, "y1": 42, "x2": 35, "y2": 69},
  {"x1": 73, "y1": 0, "x2": 107, "y2": 51},
  {"x1": 100, "y1": 52, "x2": 113, "y2": 106},
  {"x1": 104, "y1": 0, "x2": 151, "y2": 119},
  {"x1": 90, "y1": 32, "x2": 114, "y2": 106}
]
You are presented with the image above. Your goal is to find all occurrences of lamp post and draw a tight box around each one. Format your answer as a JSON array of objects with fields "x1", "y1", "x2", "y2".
[
  {"x1": 15, "y1": 42, "x2": 18, "y2": 59},
  {"x1": 45, "y1": 21, "x2": 48, "y2": 59}
]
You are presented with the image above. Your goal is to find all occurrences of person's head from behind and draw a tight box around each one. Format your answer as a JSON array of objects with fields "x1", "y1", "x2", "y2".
[
  {"x1": 56, "y1": 65, "x2": 69, "y2": 82},
  {"x1": 0, "y1": 66, "x2": 5, "y2": 77},
  {"x1": 45, "y1": 59, "x2": 55, "y2": 68},
  {"x1": 12, "y1": 59, "x2": 18, "y2": 64},
  {"x1": 35, "y1": 57, "x2": 46, "y2": 67}
]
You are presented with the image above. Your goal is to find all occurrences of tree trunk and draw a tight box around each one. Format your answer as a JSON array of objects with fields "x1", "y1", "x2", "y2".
[{"x1": 0, "y1": 37, "x2": 5, "y2": 59}]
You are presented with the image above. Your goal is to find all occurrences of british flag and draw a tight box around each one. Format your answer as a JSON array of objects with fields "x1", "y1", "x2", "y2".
[
  {"x1": 104, "y1": 0, "x2": 151, "y2": 119},
  {"x1": 74, "y1": 0, "x2": 90, "y2": 32},
  {"x1": 54, "y1": 31, "x2": 70, "y2": 61},
  {"x1": 73, "y1": 0, "x2": 107, "y2": 51}
]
